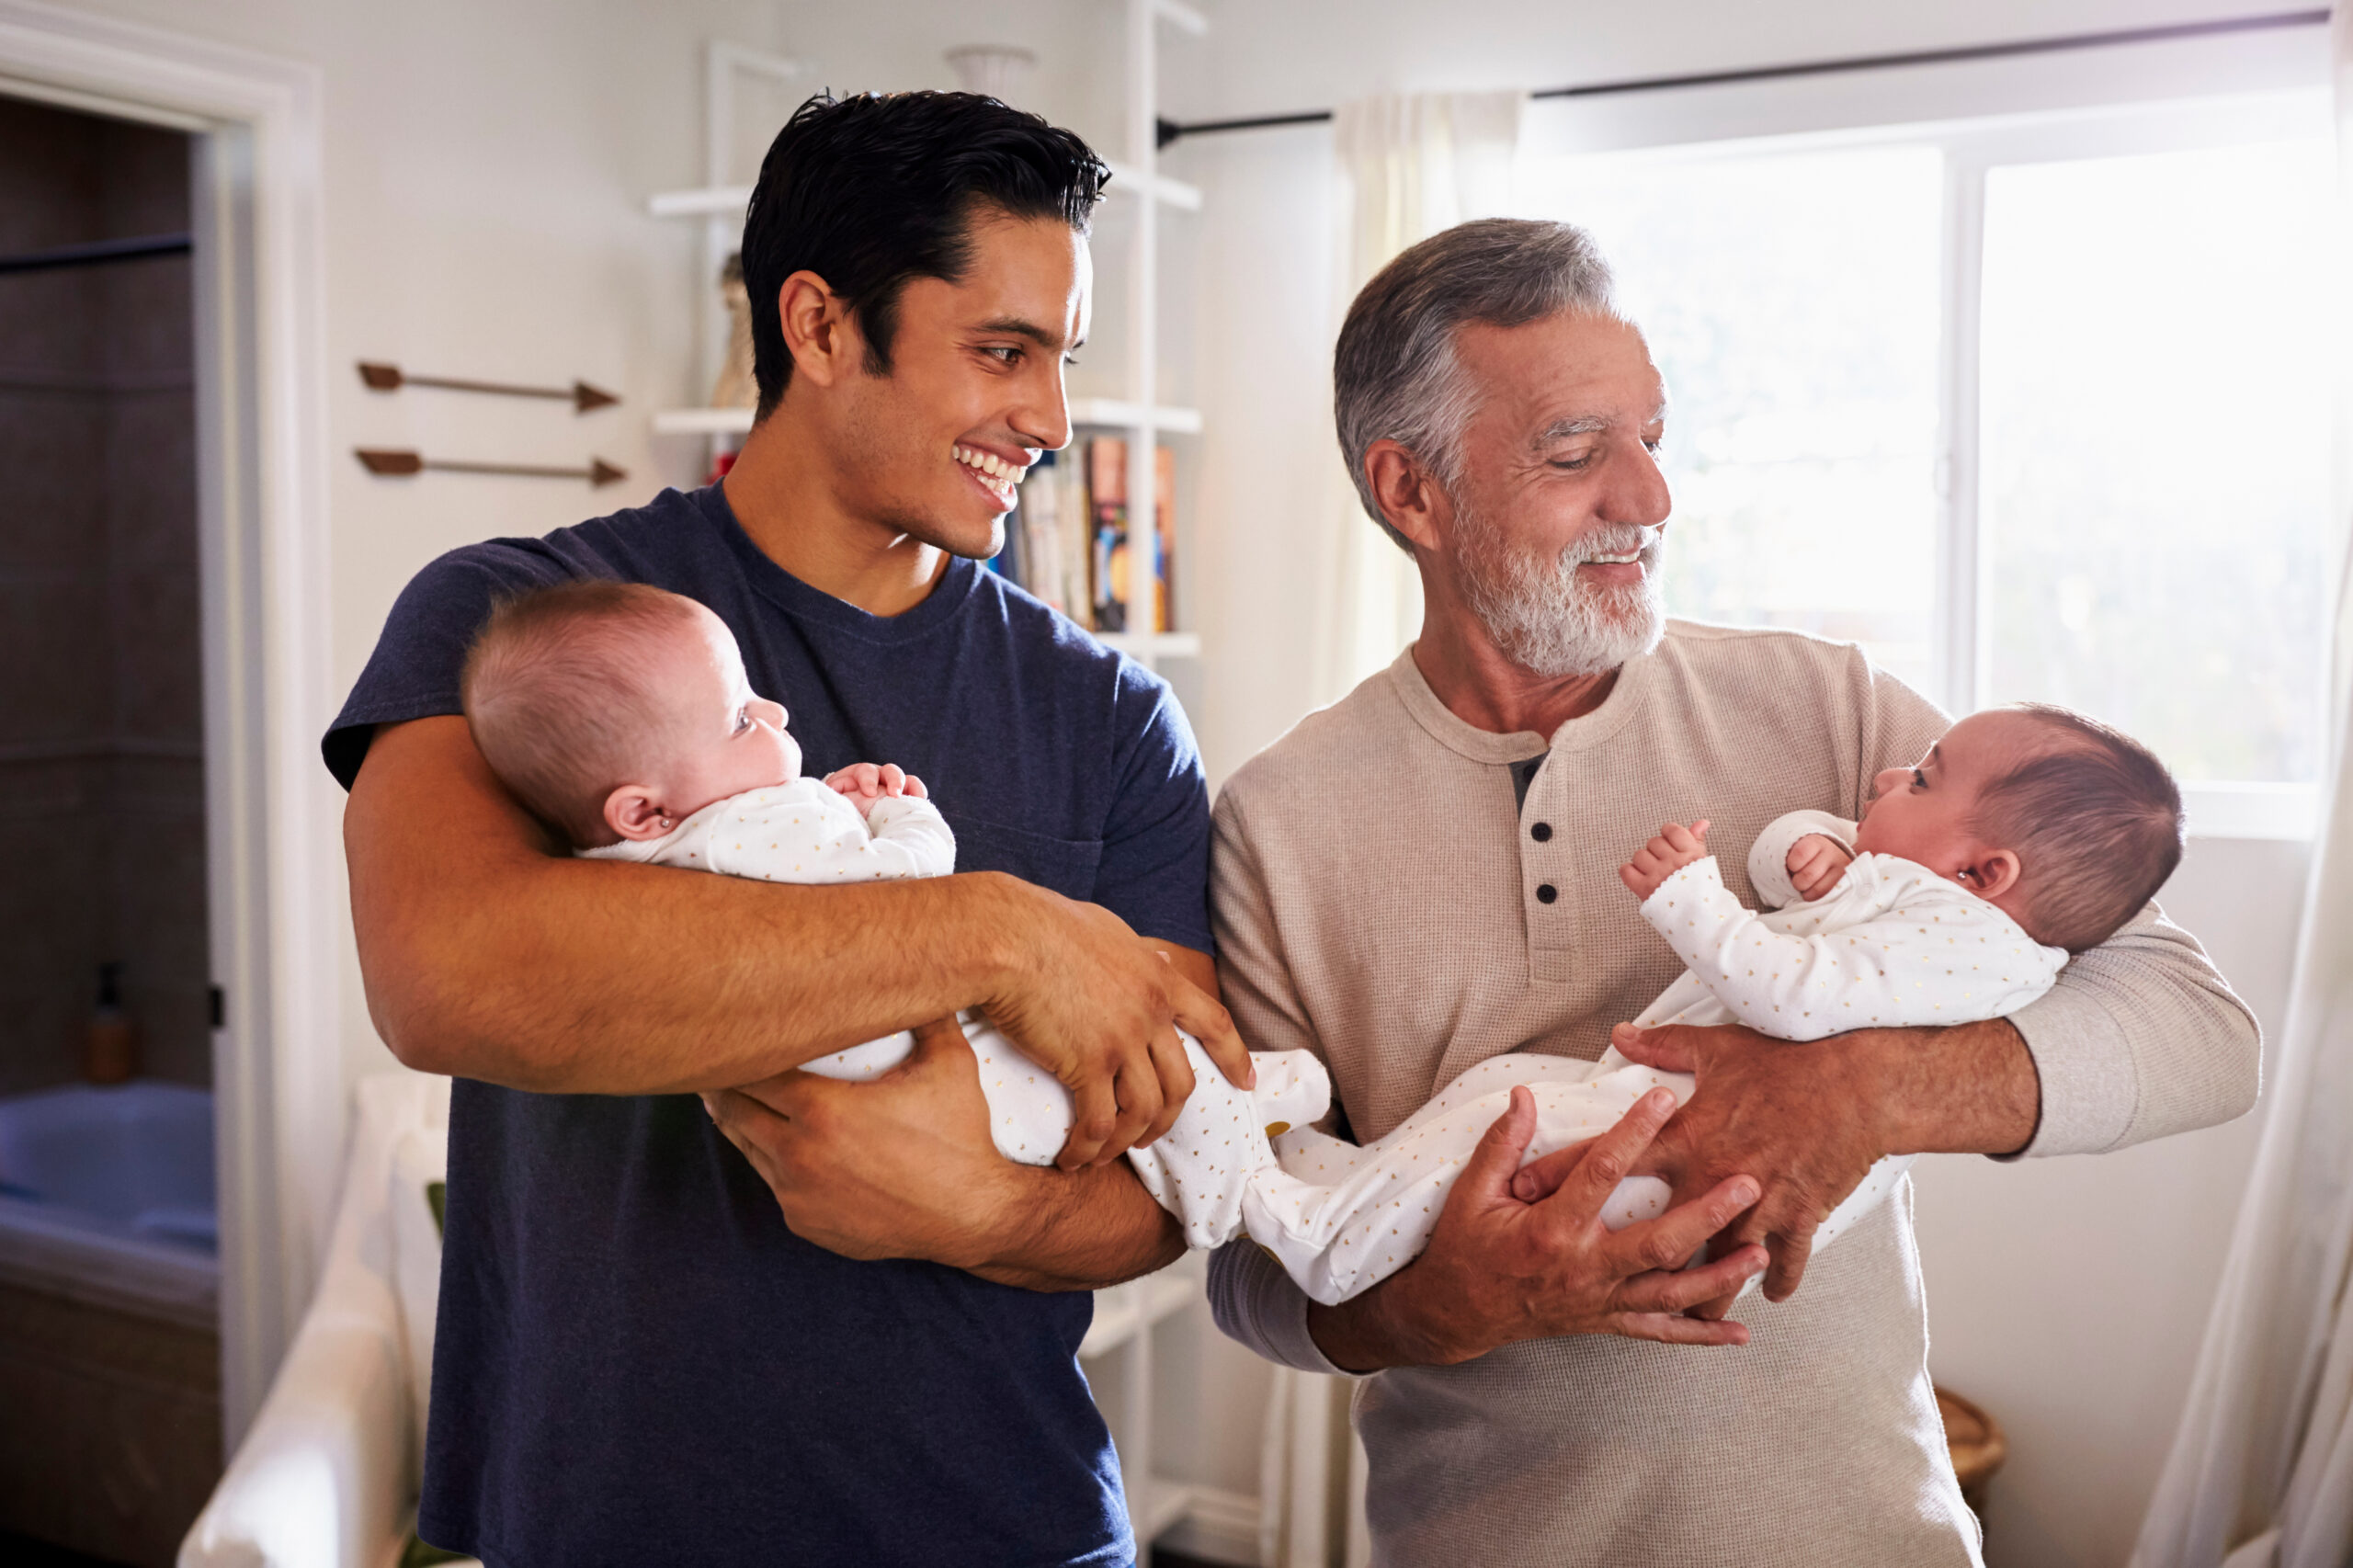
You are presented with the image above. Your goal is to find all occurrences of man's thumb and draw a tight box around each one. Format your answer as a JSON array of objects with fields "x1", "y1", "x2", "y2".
[
  {"x1": 1611, "y1": 1022, "x2": 1699, "y2": 1072},
  {"x1": 1461, "y1": 1085, "x2": 1539, "y2": 1197}
]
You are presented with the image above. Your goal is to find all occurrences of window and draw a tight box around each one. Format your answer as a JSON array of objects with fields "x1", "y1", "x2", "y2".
[{"x1": 1524, "y1": 96, "x2": 2337, "y2": 837}]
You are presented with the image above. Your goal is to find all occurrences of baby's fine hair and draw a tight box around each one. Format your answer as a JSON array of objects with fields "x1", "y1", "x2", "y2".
[
  {"x1": 460, "y1": 579, "x2": 708, "y2": 847},
  {"x1": 1972, "y1": 704, "x2": 2184, "y2": 953}
]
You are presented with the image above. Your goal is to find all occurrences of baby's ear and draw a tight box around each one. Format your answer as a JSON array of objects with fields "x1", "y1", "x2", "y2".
[
  {"x1": 1964, "y1": 848, "x2": 2023, "y2": 901},
  {"x1": 605, "y1": 784, "x2": 674, "y2": 841}
]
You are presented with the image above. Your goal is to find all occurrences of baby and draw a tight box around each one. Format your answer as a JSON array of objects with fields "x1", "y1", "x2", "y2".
[
  {"x1": 459, "y1": 579, "x2": 1325, "y2": 1249},
  {"x1": 1240, "y1": 702, "x2": 2185, "y2": 1304}
]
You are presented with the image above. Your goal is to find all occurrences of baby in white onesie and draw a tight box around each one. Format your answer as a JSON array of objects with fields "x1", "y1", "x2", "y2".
[
  {"x1": 457, "y1": 578, "x2": 1324, "y2": 1250},
  {"x1": 1238, "y1": 702, "x2": 2187, "y2": 1305}
]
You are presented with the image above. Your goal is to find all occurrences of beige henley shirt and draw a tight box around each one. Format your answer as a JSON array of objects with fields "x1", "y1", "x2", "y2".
[{"x1": 1205, "y1": 624, "x2": 2261, "y2": 1568}]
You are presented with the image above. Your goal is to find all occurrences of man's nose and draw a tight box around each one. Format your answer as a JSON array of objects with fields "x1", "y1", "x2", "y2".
[
  {"x1": 1013, "y1": 364, "x2": 1073, "y2": 456},
  {"x1": 1603, "y1": 437, "x2": 1672, "y2": 528}
]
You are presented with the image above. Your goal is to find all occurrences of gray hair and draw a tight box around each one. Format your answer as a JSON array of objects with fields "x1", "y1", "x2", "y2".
[{"x1": 1334, "y1": 218, "x2": 1620, "y2": 552}]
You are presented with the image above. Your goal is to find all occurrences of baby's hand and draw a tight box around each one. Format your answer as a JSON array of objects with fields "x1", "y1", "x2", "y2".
[
  {"x1": 1786, "y1": 834, "x2": 1855, "y2": 902},
  {"x1": 1619, "y1": 819, "x2": 1711, "y2": 903},
  {"x1": 823, "y1": 762, "x2": 928, "y2": 812}
]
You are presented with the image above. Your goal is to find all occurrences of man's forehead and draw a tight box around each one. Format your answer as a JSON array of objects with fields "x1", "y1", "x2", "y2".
[{"x1": 1454, "y1": 312, "x2": 1664, "y2": 432}]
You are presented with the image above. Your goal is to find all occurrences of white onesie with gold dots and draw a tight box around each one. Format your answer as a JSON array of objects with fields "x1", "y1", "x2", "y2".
[{"x1": 1233, "y1": 809, "x2": 2069, "y2": 1306}]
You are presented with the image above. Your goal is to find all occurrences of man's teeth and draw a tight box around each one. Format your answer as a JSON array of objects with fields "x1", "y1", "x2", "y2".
[
  {"x1": 1586, "y1": 551, "x2": 1643, "y2": 564},
  {"x1": 953, "y1": 445, "x2": 1027, "y2": 491}
]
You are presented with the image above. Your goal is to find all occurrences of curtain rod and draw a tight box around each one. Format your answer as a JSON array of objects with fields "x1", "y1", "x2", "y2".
[
  {"x1": 0, "y1": 233, "x2": 193, "y2": 277},
  {"x1": 1154, "y1": 7, "x2": 2330, "y2": 148}
]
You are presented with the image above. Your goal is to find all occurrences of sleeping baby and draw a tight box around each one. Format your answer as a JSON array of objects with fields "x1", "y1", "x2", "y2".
[{"x1": 460, "y1": 581, "x2": 2182, "y2": 1308}]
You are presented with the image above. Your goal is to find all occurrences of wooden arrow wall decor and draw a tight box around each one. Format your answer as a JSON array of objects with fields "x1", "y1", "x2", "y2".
[
  {"x1": 356, "y1": 449, "x2": 627, "y2": 487},
  {"x1": 358, "y1": 360, "x2": 619, "y2": 414}
]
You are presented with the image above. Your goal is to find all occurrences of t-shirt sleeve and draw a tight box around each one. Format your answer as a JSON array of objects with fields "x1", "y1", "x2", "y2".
[
  {"x1": 1088, "y1": 665, "x2": 1213, "y2": 955},
  {"x1": 322, "y1": 541, "x2": 585, "y2": 790}
]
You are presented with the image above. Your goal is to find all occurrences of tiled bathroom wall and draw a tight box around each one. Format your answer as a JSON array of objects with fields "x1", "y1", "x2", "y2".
[{"x1": 0, "y1": 97, "x2": 208, "y2": 1096}]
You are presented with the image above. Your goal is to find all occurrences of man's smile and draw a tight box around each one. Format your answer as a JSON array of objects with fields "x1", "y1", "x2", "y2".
[{"x1": 953, "y1": 442, "x2": 1029, "y2": 509}]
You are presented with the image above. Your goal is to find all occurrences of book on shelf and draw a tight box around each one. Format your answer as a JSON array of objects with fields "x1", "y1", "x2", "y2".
[{"x1": 987, "y1": 439, "x2": 1175, "y2": 639}]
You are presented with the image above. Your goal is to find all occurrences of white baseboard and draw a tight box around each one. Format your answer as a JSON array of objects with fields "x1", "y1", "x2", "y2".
[{"x1": 1157, "y1": 1484, "x2": 1261, "y2": 1565}]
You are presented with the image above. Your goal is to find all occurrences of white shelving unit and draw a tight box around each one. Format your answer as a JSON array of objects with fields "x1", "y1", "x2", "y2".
[{"x1": 645, "y1": 16, "x2": 1213, "y2": 1552}]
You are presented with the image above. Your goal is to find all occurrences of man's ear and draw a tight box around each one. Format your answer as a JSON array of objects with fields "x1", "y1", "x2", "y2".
[
  {"x1": 1960, "y1": 848, "x2": 2022, "y2": 901},
  {"x1": 605, "y1": 785, "x2": 676, "y2": 842},
  {"x1": 1363, "y1": 440, "x2": 1448, "y2": 554},
  {"x1": 776, "y1": 268, "x2": 861, "y2": 390}
]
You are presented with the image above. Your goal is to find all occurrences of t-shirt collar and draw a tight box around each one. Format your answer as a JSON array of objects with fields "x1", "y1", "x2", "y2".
[
  {"x1": 695, "y1": 482, "x2": 982, "y2": 645},
  {"x1": 1384, "y1": 636, "x2": 1664, "y2": 765}
]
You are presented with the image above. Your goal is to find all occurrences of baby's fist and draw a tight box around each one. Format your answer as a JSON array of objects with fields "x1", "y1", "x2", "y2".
[
  {"x1": 1786, "y1": 835, "x2": 1854, "y2": 902},
  {"x1": 1619, "y1": 819, "x2": 1711, "y2": 903},
  {"x1": 823, "y1": 761, "x2": 927, "y2": 812}
]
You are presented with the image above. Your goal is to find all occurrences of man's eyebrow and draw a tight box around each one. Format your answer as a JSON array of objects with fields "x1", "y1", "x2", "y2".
[
  {"x1": 1536, "y1": 415, "x2": 1612, "y2": 442},
  {"x1": 974, "y1": 315, "x2": 1066, "y2": 350}
]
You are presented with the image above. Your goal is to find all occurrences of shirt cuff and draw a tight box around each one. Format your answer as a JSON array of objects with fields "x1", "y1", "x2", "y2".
[
  {"x1": 1206, "y1": 1238, "x2": 1350, "y2": 1376},
  {"x1": 2004, "y1": 982, "x2": 2139, "y2": 1158}
]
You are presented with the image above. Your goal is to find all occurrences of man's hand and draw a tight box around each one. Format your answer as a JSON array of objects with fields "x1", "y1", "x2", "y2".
[
  {"x1": 824, "y1": 761, "x2": 926, "y2": 812},
  {"x1": 1304, "y1": 1086, "x2": 1769, "y2": 1372},
  {"x1": 704, "y1": 1018, "x2": 1016, "y2": 1268},
  {"x1": 1576, "y1": 1016, "x2": 2038, "y2": 1315},
  {"x1": 981, "y1": 891, "x2": 1253, "y2": 1170},
  {"x1": 703, "y1": 1017, "x2": 1184, "y2": 1289},
  {"x1": 1786, "y1": 834, "x2": 1854, "y2": 902},
  {"x1": 1619, "y1": 819, "x2": 1711, "y2": 903}
]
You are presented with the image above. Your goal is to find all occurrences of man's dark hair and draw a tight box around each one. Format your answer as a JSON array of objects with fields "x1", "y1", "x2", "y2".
[
  {"x1": 1972, "y1": 703, "x2": 2186, "y2": 953},
  {"x1": 742, "y1": 91, "x2": 1109, "y2": 418}
]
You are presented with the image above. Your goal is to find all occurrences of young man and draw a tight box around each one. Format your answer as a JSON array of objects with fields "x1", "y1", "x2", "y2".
[{"x1": 331, "y1": 93, "x2": 1247, "y2": 1567}]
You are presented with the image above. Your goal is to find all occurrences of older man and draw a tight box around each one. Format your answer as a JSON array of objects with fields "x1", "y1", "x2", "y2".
[{"x1": 1207, "y1": 219, "x2": 2258, "y2": 1565}]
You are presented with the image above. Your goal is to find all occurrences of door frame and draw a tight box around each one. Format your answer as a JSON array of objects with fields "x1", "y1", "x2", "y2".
[{"x1": 0, "y1": 0, "x2": 338, "y2": 1441}]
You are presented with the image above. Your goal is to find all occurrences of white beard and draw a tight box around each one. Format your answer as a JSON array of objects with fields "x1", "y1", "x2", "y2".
[{"x1": 1454, "y1": 508, "x2": 1666, "y2": 680}]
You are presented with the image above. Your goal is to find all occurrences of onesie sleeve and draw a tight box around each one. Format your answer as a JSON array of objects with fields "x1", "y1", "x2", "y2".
[
  {"x1": 704, "y1": 789, "x2": 945, "y2": 884},
  {"x1": 864, "y1": 796, "x2": 958, "y2": 879},
  {"x1": 1745, "y1": 810, "x2": 1859, "y2": 910},
  {"x1": 1639, "y1": 858, "x2": 2064, "y2": 1040}
]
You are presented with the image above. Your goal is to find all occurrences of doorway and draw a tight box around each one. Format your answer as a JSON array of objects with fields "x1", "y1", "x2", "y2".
[{"x1": 0, "y1": 90, "x2": 221, "y2": 1567}]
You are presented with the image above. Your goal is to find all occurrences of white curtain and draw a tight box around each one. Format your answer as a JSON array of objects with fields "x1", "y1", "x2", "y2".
[
  {"x1": 1307, "y1": 90, "x2": 1526, "y2": 710},
  {"x1": 2131, "y1": 15, "x2": 2353, "y2": 1566}
]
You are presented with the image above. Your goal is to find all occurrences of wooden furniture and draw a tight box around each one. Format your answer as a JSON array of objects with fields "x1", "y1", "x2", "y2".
[{"x1": 1936, "y1": 1384, "x2": 2008, "y2": 1516}]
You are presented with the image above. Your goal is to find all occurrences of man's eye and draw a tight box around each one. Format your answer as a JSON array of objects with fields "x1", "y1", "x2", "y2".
[
  {"x1": 1643, "y1": 437, "x2": 1665, "y2": 455},
  {"x1": 1550, "y1": 455, "x2": 1593, "y2": 472},
  {"x1": 983, "y1": 346, "x2": 1020, "y2": 365}
]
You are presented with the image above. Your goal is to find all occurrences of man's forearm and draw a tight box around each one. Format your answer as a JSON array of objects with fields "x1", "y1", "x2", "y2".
[
  {"x1": 350, "y1": 715, "x2": 1031, "y2": 1094},
  {"x1": 1864, "y1": 1017, "x2": 2040, "y2": 1157},
  {"x1": 967, "y1": 1161, "x2": 1187, "y2": 1291}
]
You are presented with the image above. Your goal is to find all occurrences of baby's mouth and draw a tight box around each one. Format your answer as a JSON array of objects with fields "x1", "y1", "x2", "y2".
[{"x1": 952, "y1": 444, "x2": 1027, "y2": 508}]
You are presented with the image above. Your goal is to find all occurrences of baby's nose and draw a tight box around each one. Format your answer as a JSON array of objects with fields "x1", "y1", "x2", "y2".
[{"x1": 1870, "y1": 767, "x2": 1907, "y2": 799}]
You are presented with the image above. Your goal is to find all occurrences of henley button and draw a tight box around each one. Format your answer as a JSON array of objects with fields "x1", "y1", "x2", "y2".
[
  {"x1": 1530, "y1": 822, "x2": 1552, "y2": 842},
  {"x1": 1536, "y1": 883, "x2": 1559, "y2": 904}
]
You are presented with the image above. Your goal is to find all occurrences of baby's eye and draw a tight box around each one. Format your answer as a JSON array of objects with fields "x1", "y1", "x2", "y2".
[
  {"x1": 1913, "y1": 768, "x2": 1927, "y2": 790},
  {"x1": 733, "y1": 709, "x2": 753, "y2": 734}
]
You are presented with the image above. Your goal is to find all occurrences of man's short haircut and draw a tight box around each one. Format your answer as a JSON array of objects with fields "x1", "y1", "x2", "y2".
[
  {"x1": 1972, "y1": 704, "x2": 2186, "y2": 953},
  {"x1": 1334, "y1": 218, "x2": 1621, "y2": 553},
  {"x1": 460, "y1": 580, "x2": 706, "y2": 847},
  {"x1": 742, "y1": 91, "x2": 1109, "y2": 419}
]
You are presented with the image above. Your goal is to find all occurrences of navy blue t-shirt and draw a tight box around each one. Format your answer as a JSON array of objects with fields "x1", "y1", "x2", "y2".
[{"x1": 324, "y1": 483, "x2": 1212, "y2": 1568}]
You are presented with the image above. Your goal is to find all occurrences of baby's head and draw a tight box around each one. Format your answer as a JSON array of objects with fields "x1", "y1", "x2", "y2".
[
  {"x1": 1856, "y1": 705, "x2": 2183, "y2": 952},
  {"x1": 460, "y1": 580, "x2": 800, "y2": 849}
]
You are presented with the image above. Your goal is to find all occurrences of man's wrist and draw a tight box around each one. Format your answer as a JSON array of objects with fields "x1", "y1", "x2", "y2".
[
  {"x1": 1844, "y1": 1018, "x2": 2039, "y2": 1157},
  {"x1": 1306, "y1": 1262, "x2": 1470, "y2": 1373}
]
